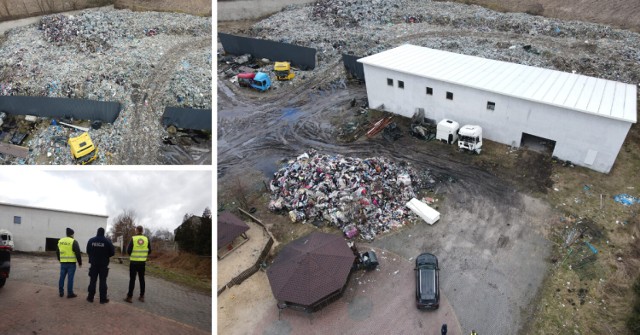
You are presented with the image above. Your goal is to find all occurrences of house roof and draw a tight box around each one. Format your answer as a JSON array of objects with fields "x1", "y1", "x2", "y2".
[
  {"x1": 358, "y1": 44, "x2": 637, "y2": 123},
  {"x1": 217, "y1": 211, "x2": 249, "y2": 248}
]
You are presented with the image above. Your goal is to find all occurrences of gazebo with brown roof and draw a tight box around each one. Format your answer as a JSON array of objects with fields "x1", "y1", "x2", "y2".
[
  {"x1": 267, "y1": 231, "x2": 356, "y2": 313},
  {"x1": 217, "y1": 211, "x2": 250, "y2": 259}
]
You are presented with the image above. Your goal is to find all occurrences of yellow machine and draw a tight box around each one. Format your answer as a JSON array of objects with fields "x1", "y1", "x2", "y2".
[
  {"x1": 68, "y1": 132, "x2": 98, "y2": 165},
  {"x1": 273, "y1": 61, "x2": 295, "y2": 81}
]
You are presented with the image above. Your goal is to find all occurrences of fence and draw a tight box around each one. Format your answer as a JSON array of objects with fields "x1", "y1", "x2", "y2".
[
  {"x1": 218, "y1": 33, "x2": 317, "y2": 70},
  {"x1": 0, "y1": 96, "x2": 121, "y2": 123},
  {"x1": 217, "y1": 208, "x2": 275, "y2": 296},
  {"x1": 162, "y1": 107, "x2": 212, "y2": 130},
  {"x1": 342, "y1": 54, "x2": 365, "y2": 81}
]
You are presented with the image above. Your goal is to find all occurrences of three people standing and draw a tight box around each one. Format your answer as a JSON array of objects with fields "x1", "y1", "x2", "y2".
[{"x1": 58, "y1": 225, "x2": 150, "y2": 304}]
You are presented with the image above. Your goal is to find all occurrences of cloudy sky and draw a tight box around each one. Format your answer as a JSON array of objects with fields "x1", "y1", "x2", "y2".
[{"x1": 0, "y1": 168, "x2": 212, "y2": 233}]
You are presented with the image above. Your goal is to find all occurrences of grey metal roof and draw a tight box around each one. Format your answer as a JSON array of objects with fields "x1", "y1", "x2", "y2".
[
  {"x1": 358, "y1": 44, "x2": 637, "y2": 123},
  {"x1": 0, "y1": 202, "x2": 108, "y2": 218}
]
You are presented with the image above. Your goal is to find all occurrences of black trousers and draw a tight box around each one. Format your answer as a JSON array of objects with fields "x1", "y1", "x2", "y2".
[
  {"x1": 88, "y1": 265, "x2": 109, "y2": 301},
  {"x1": 127, "y1": 261, "x2": 146, "y2": 297}
]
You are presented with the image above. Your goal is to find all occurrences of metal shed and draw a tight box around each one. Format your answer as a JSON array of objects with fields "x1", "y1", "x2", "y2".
[{"x1": 358, "y1": 44, "x2": 637, "y2": 173}]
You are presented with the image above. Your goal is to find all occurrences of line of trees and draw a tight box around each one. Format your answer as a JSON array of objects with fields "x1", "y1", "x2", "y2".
[
  {"x1": 174, "y1": 207, "x2": 211, "y2": 256},
  {"x1": 107, "y1": 207, "x2": 211, "y2": 256}
]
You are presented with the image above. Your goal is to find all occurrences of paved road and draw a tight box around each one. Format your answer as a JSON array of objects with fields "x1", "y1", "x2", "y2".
[{"x1": 3, "y1": 253, "x2": 211, "y2": 333}]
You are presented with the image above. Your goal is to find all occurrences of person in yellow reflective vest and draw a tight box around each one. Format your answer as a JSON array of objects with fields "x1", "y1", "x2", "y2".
[
  {"x1": 124, "y1": 225, "x2": 151, "y2": 303},
  {"x1": 56, "y1": 227, "x2": 82, "y2": 298}
]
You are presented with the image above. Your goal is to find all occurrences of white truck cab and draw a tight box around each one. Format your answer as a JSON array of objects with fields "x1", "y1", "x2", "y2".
[
  {"x1": 458, "y1": 125, "x2": 483, "y2": 154},
  {"x1": 436, "y1": 119, "x2": 460, "y2": 144}
]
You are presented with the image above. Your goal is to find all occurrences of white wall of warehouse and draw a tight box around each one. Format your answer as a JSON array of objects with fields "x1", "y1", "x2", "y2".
[
  {"x1": 0, "y1": 203, "x2": 107, "y2": 252},
  {"x1": 362, "y1": 64, "x2": 632, "y2": 173}
]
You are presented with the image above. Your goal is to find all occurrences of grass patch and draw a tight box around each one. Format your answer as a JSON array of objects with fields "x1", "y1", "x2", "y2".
[{"x1": 144, "y1": 260, "x2": 211, "y2": 293}]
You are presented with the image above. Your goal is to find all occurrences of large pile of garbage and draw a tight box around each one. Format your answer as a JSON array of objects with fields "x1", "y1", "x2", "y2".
[
  {"x1": 244, "y1": 0, "x2": 640, "y2": 84},
  {"x1": 0, "y1": 7, "x2": 212, "y2": 164},
  {"x1": 269, "y1": 150, "x2": 423, "y2": 241}
]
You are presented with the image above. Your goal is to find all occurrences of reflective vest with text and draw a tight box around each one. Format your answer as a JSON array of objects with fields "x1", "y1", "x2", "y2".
[
  {"x1": 130, "y1": 235, "x2": 149, "y2": 262},
  {"x1": 58, "y1": 237, "x2": 76, "y2": 263}
]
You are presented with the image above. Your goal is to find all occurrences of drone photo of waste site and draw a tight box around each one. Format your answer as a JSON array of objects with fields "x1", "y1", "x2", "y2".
[
  {"x1": 216, "y1": 0, "x2": 640, "y2": 335},
  {"x1": 0, "y1": 1, "x2": 212, "y2": 165}
]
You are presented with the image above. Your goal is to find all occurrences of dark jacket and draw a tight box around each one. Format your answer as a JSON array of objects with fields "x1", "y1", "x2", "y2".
[
  {"x1": 56, "y1": 239, "x2": 82, "y2": 266},
  {"x1": 126, "y1": 236, "x2": 152, "y2": 263},
  {"x1": 86, "y1": 228, "x2": 115, "y2": 267}
]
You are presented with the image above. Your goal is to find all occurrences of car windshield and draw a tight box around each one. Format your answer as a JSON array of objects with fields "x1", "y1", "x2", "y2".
[{"x1": 419, "y1": 268, "x2": 436, "y2": 300}]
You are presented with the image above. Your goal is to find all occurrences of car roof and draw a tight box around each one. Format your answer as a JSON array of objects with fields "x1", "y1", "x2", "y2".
[{"x1": 416, "y1": 253, "x2": 438, "y2": 265}]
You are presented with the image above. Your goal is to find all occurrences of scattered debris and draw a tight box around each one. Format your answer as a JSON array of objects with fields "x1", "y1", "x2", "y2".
[
  {"x1": 613, "y1": 193, "x2": 639, "y2": 206},
  {"x1": 0, "y1": 7, "x2": 212, "y2": 164}
]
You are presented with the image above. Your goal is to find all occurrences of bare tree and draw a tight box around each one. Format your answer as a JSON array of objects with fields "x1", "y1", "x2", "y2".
[
  {"x1": 0, "y1": 0, "x2": 11, "y2": 17},
  {"x1": 108, "y1": 209, "x2": 137, "y2": 253},
  {"x1": 35, "y1": 0, "x2": 46, "y2": 13},
  {"x1": 21, "y1": 1, "x2": 29, "y2": 16},
  {"x1": 69, "y1": 0, "x2": 80, "y2": 10},
  {"x1": 44, "y1": 0, "x2": 56, "y2": 11}
]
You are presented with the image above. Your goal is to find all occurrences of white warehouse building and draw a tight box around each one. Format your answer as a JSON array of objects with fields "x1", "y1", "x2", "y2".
[
  {"x1": 0, "y1": 202, "x2": 107, "y2": 252},
  {"x1": 358, "y1": 44, "x2": 637, "y2": 173}
]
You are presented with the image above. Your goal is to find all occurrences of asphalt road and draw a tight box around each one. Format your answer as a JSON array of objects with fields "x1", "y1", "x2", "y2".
[{"x1": 3, "y1": 253, "x2": 211, "y2": 333}]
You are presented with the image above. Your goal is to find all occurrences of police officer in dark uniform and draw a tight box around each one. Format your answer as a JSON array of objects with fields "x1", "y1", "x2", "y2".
[{"x1": 86, "y1": 227, "x2": 115, "y2": 304}]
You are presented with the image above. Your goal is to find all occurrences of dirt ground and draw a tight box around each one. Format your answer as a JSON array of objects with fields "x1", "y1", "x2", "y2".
[
  {"x1": 217, "y1": 219, "x2": 270, "y2": 290},
  {"x1": 218, "y1": 247, "x2": 464, "y2": 335},
  {"x1": 450, "y1": 0, "x2": 640, "y2": 32},
  {"x1": 217, "y1": 1, "x2": 640, "y2": 334},
  {"x1": 0, "y1": 0, "x2": 211, "y2": 20},
  {"x1": 0, "y1": 0, "x2": 109, "y2": 20},
  {"x1": 6, "y1": 253, "x2": 212, "y2": 332},
  {"x1": 216, "y1": 60, "x2": 554, "y2": 335},
  {"x1": 115, "y1": 0, "x2": 211, "y2": 16}
]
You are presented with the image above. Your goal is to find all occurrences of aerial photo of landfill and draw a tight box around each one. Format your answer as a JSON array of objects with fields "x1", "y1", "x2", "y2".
[
  {"x1": 0, "y1": 3, "x2": 211, "y2": 165},
  {"x1": 217, "y1": 0, "x2": 640, "y2": 335}
]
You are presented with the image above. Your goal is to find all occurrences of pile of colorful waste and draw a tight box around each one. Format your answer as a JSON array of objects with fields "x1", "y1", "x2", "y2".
[{"x1": 268, "y1": 150, "x2": 422, "y2": 240}]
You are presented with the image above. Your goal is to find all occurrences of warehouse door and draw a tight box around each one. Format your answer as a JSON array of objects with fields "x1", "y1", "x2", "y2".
[
  {"x1": 520, "y1": 133, "x2": 556, "y2": 155},
  {"x1": 45, "y1": 238, "x2": 59, "y2": 251}
]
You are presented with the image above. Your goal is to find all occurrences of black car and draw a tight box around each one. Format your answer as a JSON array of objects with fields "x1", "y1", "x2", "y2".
[{"x1": 415, "y1": 253, "x2": 440, "y2": 310}]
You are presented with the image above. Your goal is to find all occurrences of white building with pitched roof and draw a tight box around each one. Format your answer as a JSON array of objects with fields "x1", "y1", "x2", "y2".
[
  {"x1": 0, "y1": 202, "x2": 107, "y2": 252},
  {"x1": 358, "y1": 44, "x2": 637, "y2": 173}
]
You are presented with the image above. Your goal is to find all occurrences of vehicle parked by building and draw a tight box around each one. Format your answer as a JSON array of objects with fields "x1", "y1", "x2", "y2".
[
  {"x1": 415, "y1": 252, "x2": 439, "y2": 310},
  {"x1": 436, "y1": 119, "x2": 459, "y2": 144},
  {"x1": 0, "y1": 229, "x2": 13, "y2": 288},
  {"x1": 458, "y1": 125, "x2": 483, "y2": 154}
]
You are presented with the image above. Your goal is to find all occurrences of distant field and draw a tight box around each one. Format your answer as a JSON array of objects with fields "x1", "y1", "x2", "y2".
[
  {"x1": 0, "y1": 0, "x2": 111, "y2": 21},
  {"x1": 445, "y1": 0, "x2": 640, "y2": 32},
  {"x1": 115, "y1": 0, "x2": 211, "y2": 16},
  {"x1": 0, "y1": 0, "x2": 210, "y2": 21}
]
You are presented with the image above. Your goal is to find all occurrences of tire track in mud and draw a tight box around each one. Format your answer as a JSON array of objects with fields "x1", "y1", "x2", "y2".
[
  {"x1": 217, "y1": 76, "x2": 518, "y2": 207},
  {"x1": 123, "y1": 37, "x2": 211, "y2": 164}
]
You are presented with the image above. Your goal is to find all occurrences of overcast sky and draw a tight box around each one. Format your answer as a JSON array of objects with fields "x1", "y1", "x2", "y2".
[{"x1": 0, "y1": 168, "x2": 212, "y2": 233}]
